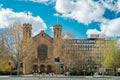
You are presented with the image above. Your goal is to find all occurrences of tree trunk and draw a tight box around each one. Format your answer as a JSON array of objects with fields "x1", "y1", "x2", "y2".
[
  {"x1": 17, "y1": 54, "x2": 20, "y2": 76},
  {"x1": 17, "y1": 61, "x2": 21, "y2": 76}
]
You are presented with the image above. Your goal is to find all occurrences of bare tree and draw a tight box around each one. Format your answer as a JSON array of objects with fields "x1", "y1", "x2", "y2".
[
  {"x1": 62, "y1": 30, "x2": 74, "y2": 39},
  {"x1": 0, "y1": 31, "x2": 11, "y2": 60},
  {"x1": 2, "y1": 22, "x2": 33, "y2": 76},
  {"x1": 62, "y1": 31, "x2": 86, "y2": 73}
]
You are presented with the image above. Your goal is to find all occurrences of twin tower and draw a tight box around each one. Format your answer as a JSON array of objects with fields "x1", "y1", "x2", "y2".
[{"x1": 23, "y1": 23, "x2": 62, "y2": 41}]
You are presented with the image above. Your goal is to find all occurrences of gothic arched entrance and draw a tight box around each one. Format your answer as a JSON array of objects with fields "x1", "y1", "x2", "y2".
[
  {"x1": 40, "y1": 65, "x2": 45, "y2": 73},
  {"x1": 47, "y1": 65, "x2": 52, "y2": 74},
  {"x1": 33, "y1": 65, "x2": 38, "y2": 73}
]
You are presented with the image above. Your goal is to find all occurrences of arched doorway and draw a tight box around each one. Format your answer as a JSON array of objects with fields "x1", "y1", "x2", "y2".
[
  {"x1": 40, "y1": 65, "x2": 45, "y2": 73},
  {"x1": 33, "y1": 65, "x2": 38, "y2": 73},
  {"x1": 47, "y1": 65, "x2": 52, "y2": 74}
]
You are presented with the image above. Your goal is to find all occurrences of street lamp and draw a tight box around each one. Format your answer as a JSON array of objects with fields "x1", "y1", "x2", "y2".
[
  {"x1": 83, "y1": 69, "x2": 86, "y2": 77},
  {"x1": 8, "y1": 62, "x2": 12, "y2": 76},
  {"x1": 38, "y1": 70, "x2": 41, "y2": 79}
]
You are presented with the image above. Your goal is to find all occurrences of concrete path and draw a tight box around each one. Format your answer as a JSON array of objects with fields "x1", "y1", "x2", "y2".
[{"x1": 0, "y1": 75, "x2": 120, "y2": 80}]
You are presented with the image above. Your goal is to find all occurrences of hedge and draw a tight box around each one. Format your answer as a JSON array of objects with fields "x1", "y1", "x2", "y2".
[{"x1": 0, "y1": 70, "x2": 23, "y2": 75}]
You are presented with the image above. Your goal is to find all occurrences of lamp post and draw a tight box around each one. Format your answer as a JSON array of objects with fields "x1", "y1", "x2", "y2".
[
  {"x1": 83, "y1": 69, "x2": 85, "y2": 77},
  {"x1": 38, "y1": 70, "x2": 41, "y2": 79},
  {"x1": 9, "y1": 62, "x2": 12, "y2": 76}
]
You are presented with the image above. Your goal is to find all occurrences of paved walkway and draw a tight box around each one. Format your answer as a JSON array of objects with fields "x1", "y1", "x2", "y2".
[{"x1": 0, "y1": 75, "x2": 120, "y2": 80}]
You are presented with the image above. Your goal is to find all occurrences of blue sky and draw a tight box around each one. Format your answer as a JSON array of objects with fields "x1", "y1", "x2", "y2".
[{"x1": 0, "y1": 0, "x2": 120, "y2": 39}]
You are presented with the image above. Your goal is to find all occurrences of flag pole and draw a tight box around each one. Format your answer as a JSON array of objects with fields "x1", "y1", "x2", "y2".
[
  {"x1": 57, "y1": 16, "x2": 58, "y2": 24},
  {"x1": 26, "y1": 12, "x2": 29, "y2": 23},
  {"x1": 27, "y1": 12, "x2": 29, "y2": 23},
  {"x1": 56, "y1": 12, "x2": 62, "y2": 25}
]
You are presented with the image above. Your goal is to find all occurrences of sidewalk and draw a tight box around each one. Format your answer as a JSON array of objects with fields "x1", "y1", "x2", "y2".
[{"x1": 0, "y1": 74, "x2": 119, "y2": 78}]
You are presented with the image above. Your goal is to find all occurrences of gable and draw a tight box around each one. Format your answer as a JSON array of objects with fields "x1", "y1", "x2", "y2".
[{"x1": 33, "y1": 30, "x2": 53, "y2": 43}]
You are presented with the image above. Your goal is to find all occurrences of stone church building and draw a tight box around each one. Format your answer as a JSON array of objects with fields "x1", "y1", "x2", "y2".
[{"x1": 22, "y1": 23, "x2": 64, "y2": 74}]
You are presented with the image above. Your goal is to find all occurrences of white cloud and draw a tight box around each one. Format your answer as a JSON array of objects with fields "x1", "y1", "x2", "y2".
[
  {"x1": 55, "y1": 0, "x2": 120, "y2": 24},
  {"x1": 0, "y1": 7, "x2": 47, "y2": 36},
  {"x1": 101, "y1": 18, "x2": 120, "y2": 37},
  {"x1": 98, "y1": 0, "x2": 120, "y2": 12},
  {"x1": 87, "y1": 18, "x2": 120, "y2": 37},
  {"x1": 86, "y1": 29, "x2": 102, "y2": 38},
  {"x1": 55, "y1": 0, "x2": 120, "y2": 37},
  {"x1": 86, "y1": 29, "x2": 101, "y2": 35},
  {"x1": 29, "y1": 0, "x2": 49, "y2": 3},
  {"x1": 117, "y1": 0, "x2": 120, "y2": 12},
  {"x1": 31, "y1": 0, "x2": 56, "y2": 4},
  {"x1": 19, "y1": 0, "x2": 56, "y2": 4},
  {"x1": 55, "y1": 0, "x2": 105, "y2": 25}
]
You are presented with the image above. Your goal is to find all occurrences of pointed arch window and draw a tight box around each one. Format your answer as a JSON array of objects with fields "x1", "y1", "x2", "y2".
[{"x1": 38, "y1": 44, "x2": 47, "y2": 60}]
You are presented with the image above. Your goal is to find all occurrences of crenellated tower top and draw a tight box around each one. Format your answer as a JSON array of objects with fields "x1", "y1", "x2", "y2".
[
  {"x1": 23, "y1": 23, "x2": 32, "y2": 40},
  {"x1": 53, "y1": 24, "x2": 62, "y2": 40}
]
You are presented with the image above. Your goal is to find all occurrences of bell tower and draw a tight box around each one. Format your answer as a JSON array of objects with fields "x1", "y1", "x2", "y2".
[
  {"x1": 23, "y1": 23, "x2": 32, "y2": 40},
  {"x1": 22, "y1": 23, "x2": 32, "y2": 74},
  {"x1": 53, "y1": 24, "x2": 62, "y2": 40},
  {"x1": 53, "y1": 24, "x2": 63, "y2": 74}
]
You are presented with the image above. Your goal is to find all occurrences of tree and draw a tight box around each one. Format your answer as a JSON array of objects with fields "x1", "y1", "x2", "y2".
[
  {"x1": 103, "y1": 39, "x2": 115, "y2": 68},
  {"x1": 2, "y1": 22, "x2": 33, "y2": 76},
  {"x1": 0, "y1": 31, "x2": 9, "y2": 59},
  {"x1": 62, "y1": 30, "x2": 74, "y2": 39},
  {"x1": 114, "y1": 49, "x2": 120, "y2": 69},
  {"x1": 113, "y1": 40, "x2": 120, "y2": 69},
  {"x1": 103, "y1": 39, "x2": 120, "y2": 68},
  {"x1": 91, "y1": 36, "x2": 120, "y2": 75},
  {"x1": 62, "y1": 31, "x2": 86, "y2": 73},
  {"x1": 100, "y1": 38, "x2": 120, "y2": 75},
  {"x1": 90, "y1": 38, "x2": 116, "y2": 76},
  {"x1": 0, "y1": 34, "x2": 12, "y2": 71}
]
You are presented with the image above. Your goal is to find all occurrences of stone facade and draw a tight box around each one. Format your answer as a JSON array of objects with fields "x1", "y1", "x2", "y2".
[{"x1": 22, "y1": 23, "x2": 63, "y2": 74}]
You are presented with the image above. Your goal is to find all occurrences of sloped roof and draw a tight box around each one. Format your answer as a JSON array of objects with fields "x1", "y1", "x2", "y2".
[{"x1": 33, "y1": 30, "x2": 53, "y2": 42}]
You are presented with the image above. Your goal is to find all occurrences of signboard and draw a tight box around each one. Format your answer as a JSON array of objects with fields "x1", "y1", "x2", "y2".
[
  {"x1": 118, "y1": 68, "x2": 120, "y2": 72},
  {"x1": 88, "y1": 34, "x2": 105, "y2": 38},
  {"x1": 99, "y1": 68, "x2": 106, "y2": 73}
]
